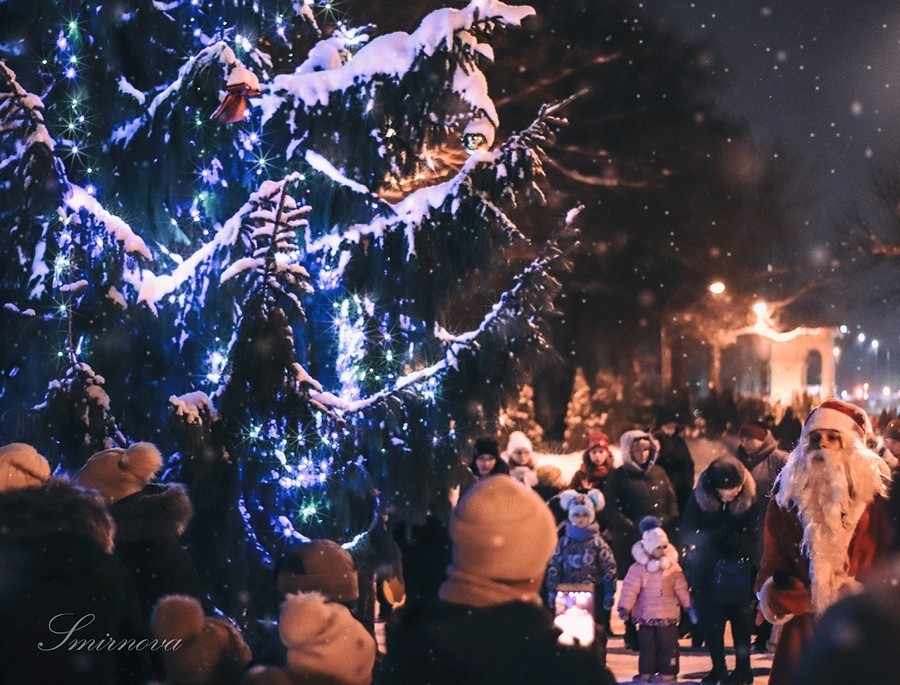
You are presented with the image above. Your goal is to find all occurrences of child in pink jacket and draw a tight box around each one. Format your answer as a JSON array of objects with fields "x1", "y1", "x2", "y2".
[{"x1": 617, "y1": 516, "x2": 696, "y2": 683}]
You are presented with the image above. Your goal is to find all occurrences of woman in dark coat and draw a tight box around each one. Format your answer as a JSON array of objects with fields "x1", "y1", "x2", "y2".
[
  {"x1": 469, "y1": 436, "x2": 509, "y2": 479},
  {"x1": 108, "y1": 483, "x2": 204, "y2": 623},
  {"x1": 75, "y1": 444, "x2": 204, "y2": 627},
  {"x1": 604, "y1": 430, "x2": 680, "y2": 578},
  {"x1": 680, "y1": 456, "x2": 760, "y2": 685},
  {"x1": 604, "y1": 430, "x2": 679, "y2": 650},
  {"x1": 0, "y1": 478, "x2": 149, "y2": 684}
]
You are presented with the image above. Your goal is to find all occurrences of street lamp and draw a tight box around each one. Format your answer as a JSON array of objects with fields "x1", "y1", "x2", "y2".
[{"x1": 709, "y1": 281, "x2": 726, "y2": 295}]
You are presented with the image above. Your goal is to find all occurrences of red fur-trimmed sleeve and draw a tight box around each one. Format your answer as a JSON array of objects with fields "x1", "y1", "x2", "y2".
[{"x1": 756, "y1": 498, "x2": 808, "y2": 592}]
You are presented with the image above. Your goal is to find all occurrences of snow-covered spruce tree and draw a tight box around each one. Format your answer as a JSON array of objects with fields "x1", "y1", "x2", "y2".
[
  {"x1": 499, "y1": 383, "x2": 544, "y2": 448},
  {"x1": 563, "y1": 366, "x2": 593, "y2": 451},
  {"x1": 0, "y1": 0, "x2": 572, "y2": 629}
]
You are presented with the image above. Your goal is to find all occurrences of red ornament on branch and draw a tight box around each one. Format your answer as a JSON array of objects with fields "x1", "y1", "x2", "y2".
[{"x1": 212, "y1": 65, "x2": 261, "y2": 124}]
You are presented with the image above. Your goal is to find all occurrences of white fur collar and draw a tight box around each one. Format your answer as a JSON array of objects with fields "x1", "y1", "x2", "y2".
[{"x1": 631, "y1": 541, "x2": 679, "y2": 572}]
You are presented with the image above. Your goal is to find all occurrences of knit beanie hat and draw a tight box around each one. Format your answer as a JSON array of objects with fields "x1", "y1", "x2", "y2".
[
  {"x1": 504, "y1": 431, "x2": 534, "y2": 462},
  {"x1": 739, "y1": 421, "x2": 768, "y2": 442},
  {"x1": 473, "y1": 436, "x2": 500, "y2": 459},
  {"x1": 639, "y1": 516, "x2": 669, "y2": 554},
  {"x1": 152, "y1": 595, "x2": 252, "y2": 685},
  {"x1": 884, "y1": 418, "x2": 900, "y2": 442},
  {"x1": 449, "y1": 475, "x2": 556, "y2": 583},
  {"x1": 804, "y1": 398, "x2": 868, "y2": 441},
  {"x1": 277, "y1": 591, "x2": 375, "y2": 685},
  {"x1": 75, "y1": 442, "x2": 163, "y2": 503},
  {"x1": 559, "y1": 488, "x2": 604, "y2": 526},
  {"x1": 276, "y1": 539, "x2": 359, "y2": 603},
  {"x1": 586, "y1": 431, "x2": 610, "y2": 451},
  {"x1": 705, "y1": 456, "x2": 745, "y2": 490},
  {"x1": 0, "y1": 443, "x2": 50, "y2": 493}
]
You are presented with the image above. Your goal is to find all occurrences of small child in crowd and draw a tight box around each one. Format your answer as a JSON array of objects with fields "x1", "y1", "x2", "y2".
[
  {"x1": 617, "y1": 516, "x2": 695, "y2": 683},
  {"x1": 546, "y1": 489, "x2": 617, "y2": 644}
]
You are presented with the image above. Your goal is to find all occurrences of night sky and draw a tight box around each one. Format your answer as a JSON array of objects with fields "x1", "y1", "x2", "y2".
[
  {"x1": 643, "y1": 0, "x2": 900, "y2": 386},
  {"x1": 647, "y1": 0, "x2": 900, "y2": 222}
]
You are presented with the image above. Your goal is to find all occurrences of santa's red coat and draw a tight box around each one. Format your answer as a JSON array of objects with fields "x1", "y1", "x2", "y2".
[{"x1": 755, "y1": 494, "x2": 891, "y2": 685}]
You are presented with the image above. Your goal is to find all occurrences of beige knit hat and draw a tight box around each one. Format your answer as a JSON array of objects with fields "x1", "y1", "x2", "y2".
[
  {"x1": 449, "y1": 475, "x2": 557, "y2": 583},
  {"x1": 275, "y1": 539, "x2": 359, "y2": 603},
  {"x1": 0, "y1": 443, "x2": 51, "y2": 493},
  {"x1": 240, "y1": 591, "x2": 375, "y2": 685},
  {"x1": 152, "y1": 595, "x2": 252, "y2": 685},
  {"x1": 75, "y1": 442, "x2": 163, "y2": 503}
]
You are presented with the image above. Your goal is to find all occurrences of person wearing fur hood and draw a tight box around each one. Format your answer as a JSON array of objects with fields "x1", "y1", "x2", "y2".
[
  {"x1": 755, "y1": 399, "x2": 892, "y2": 685},
  {"x1": 0, "y1": 443, "x2": 149, "y2": 684},
  {"x1": 617, "y1": 517, "x2": 694, "y2": 683},
  {"x1": 680, "y1": 456, "x2": 760, "y2": 685},
  {"x1": 76, "y1": 443, "x2": 204, "y2": 631},
  {"x1": 545, "y1": 489, "x2": 617, "y2": 642},
  {"x1": 604, "y1": 430, "x2": 679, "y2": 580}
]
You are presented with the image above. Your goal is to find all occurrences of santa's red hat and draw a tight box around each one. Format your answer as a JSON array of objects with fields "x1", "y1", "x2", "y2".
[{"x1": 803, "y1": 398, "x2": 868, "y2": 440}]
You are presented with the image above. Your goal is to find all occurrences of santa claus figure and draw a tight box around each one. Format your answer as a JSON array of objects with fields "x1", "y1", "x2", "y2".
[{"x1": 756, "y1": 398, "x2": 892, "y2": 685}]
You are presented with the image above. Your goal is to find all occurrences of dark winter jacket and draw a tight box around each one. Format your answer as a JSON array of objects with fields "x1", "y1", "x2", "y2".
[
  {"x1": 653, "y1": 429, "x2": 695, "y2": 514},
  {"x1": 0, "y1": 479, "x2": 149, "y2": 684},
  {"x1": 736, "y1": 431, "x2": 788, "y2": 504},
  {"x1": 736, "y1": 430, "x2": 787, "y2": 560},
  {"x1": 680, "y1": 462, "x2": 760, "y2": 599},
  {"x1": 109, "y1": 483, "x2": 204, "y2": 626},
  {"x1": 545, "y1": 522, "x2": 618, "y2": 610},
  {"x1": 382, "y1": 598, "x2": 614, "y2": 685},
  {"x1": 604, "y1": 432, "x2": 679, "y2": 579}
]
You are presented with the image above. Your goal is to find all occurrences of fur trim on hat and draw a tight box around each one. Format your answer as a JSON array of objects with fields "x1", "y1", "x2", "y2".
[
  {"x1": 636, "y1": 516, "x2": 671, "y2": 568},
  {"x1": 696, "y1": 462, "x2": 756, "y2": 515},
  {"x1": 152, "y1": 595, "x2": 251, "y2": 685},
  {"x1": 279, "y1": 592, "x2": 375, "y2": 685},
  {"x1": 109, "y1": 483, "x2": 193, "y2": 542},
  {"x1": 631, "y1": 540, "x2": 679, "y2": 572},
  {"x1": 619, "y1": 430, "x2": 658, "y2": 471},
  {"x1": 0, "y1": 478, "x2": 115, "y2": 553},
  {"x1": 0, "y1": 443, "x2": 51, "y2": 493},
  {"x1": 804, "y1": 399, "x2": 868, "y2": 440}
]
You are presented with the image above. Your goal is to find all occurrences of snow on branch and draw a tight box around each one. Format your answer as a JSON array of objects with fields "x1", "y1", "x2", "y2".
[
  {"x1": 259, "y1": 0, "x2": 535, "y2": 124},
  {"x1": 137, "y1": 172, "x2": 304, "y2": 310},
  {"x1": 112, "y1": 42, "x2": 240, "y2": 146},
  {"x1": 308, "y1": 96, "x2": 565, "y2": 261},
  {"x1": 0, "y1": 61, "x2": 55, "y2": 151},
  {"x1": 65, "y1": 185, "x2": 152, "y2": 260},
  {"x1": 313, "y1": 215, "x2": 574, "y2": 415}
]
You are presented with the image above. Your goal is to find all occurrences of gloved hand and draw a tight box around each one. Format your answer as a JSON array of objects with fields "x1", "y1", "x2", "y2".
[
  {"x1": 602, "y1": 595, "x2": 615, "y2": 611},
  {"x1": 687, "y1": 606, "x2": 699, "y2": 624},
  {"x1": 618, "y1": 608, "x2": 631, "y2": 622},
  {"x1": 759, "y1": 574, "x2": 810, "y2": 624}
]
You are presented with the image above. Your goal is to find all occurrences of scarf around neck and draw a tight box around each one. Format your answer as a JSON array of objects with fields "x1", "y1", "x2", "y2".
[{"x1": 439, "y1": 567, "x2": 543, "y2": 608}]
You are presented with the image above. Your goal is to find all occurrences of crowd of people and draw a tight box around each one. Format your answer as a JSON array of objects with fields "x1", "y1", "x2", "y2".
[{"x1": 2, "y1": 399, "x2": 900, "y2": 684}]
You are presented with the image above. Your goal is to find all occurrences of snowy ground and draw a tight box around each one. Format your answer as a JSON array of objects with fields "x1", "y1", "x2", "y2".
[{"x1": 539, "y1": 435, "x2": 772, "y2": 683}]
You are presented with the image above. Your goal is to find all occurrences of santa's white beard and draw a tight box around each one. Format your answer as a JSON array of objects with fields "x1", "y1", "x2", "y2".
[
  {"x1": 791, "y1": 449, "x2": 855, "y2": 613},
  {"x1": 777, "y1": 443, "x2": 885, "y2": 614}
]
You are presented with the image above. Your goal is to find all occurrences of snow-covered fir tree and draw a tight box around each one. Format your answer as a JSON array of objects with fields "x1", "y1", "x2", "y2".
[
  {"x1": 563, "y1": 366, "x2": 596, "y2": 451},
  {"x1": 0, "y1": 0, "x2": 572, "y2": 633},
  {"x1": 499, "y1": 382, "x2": 544, "y2": 448}
]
